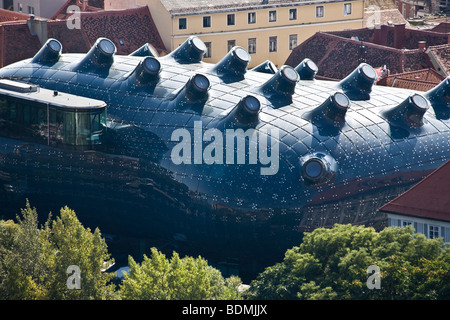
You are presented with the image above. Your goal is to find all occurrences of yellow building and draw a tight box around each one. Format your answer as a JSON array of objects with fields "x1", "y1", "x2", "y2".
[{"x1": 138, "y1": 0, "x2": 364, "y2": 68}]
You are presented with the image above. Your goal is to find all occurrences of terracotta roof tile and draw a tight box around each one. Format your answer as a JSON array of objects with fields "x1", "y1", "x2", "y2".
[
  {"x1": 379, "y1": 161, "x2": 450, "y2": 222},
  {"x1": 0, "y1": 8, "x2": 33, "y2": 23},
  {"x1": 0, "y1": 6, "x2": 166, "y2": 67},
  {"x1": 286, "y1": 25, "x2": 448, "y2": 80}
]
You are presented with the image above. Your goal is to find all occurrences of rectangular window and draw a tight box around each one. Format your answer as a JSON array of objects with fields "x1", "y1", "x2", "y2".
[
  {"x1": 429, "y1": 225, "x2": 440, "y2": 239},
  {"x1": 248, "y1": 12, "x2": 256, "y2": 24},
  {"x1": 401, "y1": 220, "x2": 413, "y2": 227},
  {"x1": 289, "y1": 34, "x2": 297, "y2": 50},
  {"x1": 269, "y1": 10, "x2": 276, "y2": 22},
  {"x1": 227, "y1": 40, "x2": 236, "y2": 52},
  {"x1": 28, "y1": 6, "x2": 34, "y2": 14},
  {"x1": 248, "y1": 38, "x2": 256, "y2": 54},
  {"x1": 227, "y1": 13, "x2": 235, "y2": 26},
  {"x1": 344, "y1": 3, "x2": 352, "y2": 15},
  {"x1": 269, "y1": 36, "x2": 277, "y2": 52},
  {"x1": 289, "y1": 8, "x2": 297, "y2": 20},
  {"x1": 203, "y1": 16, "x2": 211, "y2": 28},
  {"x1": 316, "y1": 6, "x2": 324, "y2": 18},
  {"x1": 204, "y1": 42, "x2": 212, "y2": 58},
  {"x1": 179, "y1": 17, "x2": 187, "y2": 30}
]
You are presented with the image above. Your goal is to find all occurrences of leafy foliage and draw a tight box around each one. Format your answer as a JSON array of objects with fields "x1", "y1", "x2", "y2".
[
  {"x1": 0, "y1": 201, "x2": 243, "y2": 300},
  {"x1": 119, "y1": 247, "x2": 243, "y2": 300},
  {"x1": 0, "y1": 201, "x2": 116, "y2": 299},
  {"x1": 247, "y1": 224, "x2": 450, "y2": 300}
]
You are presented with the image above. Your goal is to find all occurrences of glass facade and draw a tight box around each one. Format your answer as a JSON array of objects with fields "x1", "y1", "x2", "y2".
[{"x1": 0, "y1": 95, "x2": 106, "y2": 147}]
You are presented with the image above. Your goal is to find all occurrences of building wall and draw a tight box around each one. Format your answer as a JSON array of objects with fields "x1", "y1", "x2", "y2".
[
  {"x1": 104, "y1": 0, "x2": 137, "y2": 10},
  {"x1": 12, "y1": 0, "x2": 67, "y2": 18},
  {"x1": 388, "y1": 213, "x2": 450, "y2": 242},
  {"x1": 141, "y1": 0, "x2": 364, "y2": 67},
  {"x1": 146, "y1": 0, "x2": 172, "y2": 53}
]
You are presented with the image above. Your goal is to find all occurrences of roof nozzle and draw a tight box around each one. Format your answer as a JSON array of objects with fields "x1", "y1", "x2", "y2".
[
  {"x1": 383, "y1": 93, "x2": 429, "y2": 129},
  {"x1": 32, "y1": 38, "x2": 62, "y2": 64},
  {"x1": 129, "y1": 43, "x2": 159, "y2": 57},
  {"x1": 295, "y1": 58, "x2": 318, "y2": 80},
  {"x1": 259, "y1": 65, "x2": 299, "y2": 106},
  {"x1": 233, "y1": 95, "x2": 261, "y2": 126},
  {"x1": 184, "y1": 73, "x2": 210, "y2": 103},
  {"x1": 133, "y1": 56, "x2": 161, "y2": 85},
  {"x1": 339, "y1": 63, "x2": 377, "y2": 100},
  {"x1": 251, "y1": 60, "x2": 278, "y2": 74},
  {"x1": 211, "y1": 46, "x2": 250, "y2": 79},
  {"x1": 425, "y1": 76, "x2": 450, "y2": 119},
  {"x1": 76, "y1": 38, "x2": 116, "y2": 70},
  {"x1": 169, "y1": 36, "x2": 207, "y2": 64}
]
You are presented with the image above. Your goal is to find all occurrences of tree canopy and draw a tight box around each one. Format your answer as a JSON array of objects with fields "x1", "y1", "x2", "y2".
[
  {"x1": 1, "y1": 203, "x2": 449, "y2": 300},
  {"x1": 247, "y1": 224, "x2": 450, "y2": 300}
]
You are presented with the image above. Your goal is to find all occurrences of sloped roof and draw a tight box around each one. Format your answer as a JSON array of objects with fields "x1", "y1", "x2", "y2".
[
  {"x1": 0, "y1": 8, "x2": 33, "y2": 23},
  {"x1": 377, "y1": 68, "x2": 445, "y2": 91},
  {"x1": 0, "y1": 5, "x2": 166, "y2": 67},
  {"x1": 285, "y1": 31, "x2": 432, "y2": 80},
  {"x1": 285, "y1": 24, "x2": 449, "y2": 80},
  {"x1": 430, "y1": 22, "x2": 450, "y2": 34},
  {"x1": 51, "y1": 0, "x2": 102, "y2": 20},
  {"x1": 379, "y1": 161, "x2": 450, "y2": 222}
]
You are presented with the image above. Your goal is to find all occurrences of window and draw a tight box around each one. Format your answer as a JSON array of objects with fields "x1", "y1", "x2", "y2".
[
  {"x1": 248, "y1": 12, "x2": 256, "y2": 24},
  {"x1": 289, "y1": 34, "x2": 297, "y2": 50},
  {"x1": 401, "y1": 220, "x2": 413, "y2": 227},
  {"x1": 18, "y1": 3, "x2": 22, "y2": 12},
  {"x1": 316, "y1": 6, "x2": 324, "y2": 18},
  {"x1": 203, "y1": 16, "x2": 211, "y2": 28},
  {"x1": 179, "y1": 17, "x2": 187, "y2": 30},
  {"x1": 227, "y1": 40, "x2": 236, "y2": 52},
  {"x1": 28, "y1": 6, "x2": 34, "y2": 14},
  {"x1": 429, "y1": 225, "x2": 440, "y2": 239},
  {"x1": 289, "y1": 8, "x2": 297, "y2": 20},
  {"x1": 227, "y1": 13, "x2": 235, "y2": 26},
  {"x1": 269, "y1": 36, "x2": 277, "y2": 52},
  {"x1": 204, "y1": 42, "x2": 212, "y2": 58},
  {"x1": 248, "y1": 38, "x2": 256, "y2": 54},
  {"x1": 344, "y1": 3, "x2": 352, "y2": 15},
  {"x1": 269, "y1": 10, "x2": 276, "y2": 22}
]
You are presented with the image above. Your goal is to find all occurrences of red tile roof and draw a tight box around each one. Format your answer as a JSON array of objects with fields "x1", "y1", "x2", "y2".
[
  {"x1": 285, "y1": 25, "x2": 448, "y2": 80},
  {"x1": 377, "y1": 68, "x2": 445, "y2": 91},
  {"x1": 0, "y1": 5, "x2": 166, "y2": 67},
  {"x1": 0, "y1": 8, "x2": 33, "y2": 23},
  {"x1": 379, "y1": 161, "x2": 450, "y2": 222},
  {"x1": 51, "y1": 0, "x2": 102, "y2": 20}
]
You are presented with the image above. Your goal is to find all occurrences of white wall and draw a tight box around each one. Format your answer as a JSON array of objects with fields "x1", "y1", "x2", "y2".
[
  {"x1": 104, "y1": 0, "x2": 137, "y2": 10},
  {"x1": 388, "y1": 213, "x2": 450, "y2": 242},
  {"x1": 13, "y1": 0, "x2": 67, "y2": 18}
]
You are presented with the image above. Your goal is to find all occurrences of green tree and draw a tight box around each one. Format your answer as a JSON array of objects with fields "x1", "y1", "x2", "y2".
[
  {"x1": 119, "y1": 247, "x2": 243, "y2": 300},
  {"x1": 248, "y1": 224, "x2": 450, "y2": 300},
  {"x1": 0, "y1": 201, "x2": 117, "y2": 300}
]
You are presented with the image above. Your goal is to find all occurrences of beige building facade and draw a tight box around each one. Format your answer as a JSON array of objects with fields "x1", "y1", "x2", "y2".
[{"x1": 138, "y1": 0, "x2": 364, "y2": 68}]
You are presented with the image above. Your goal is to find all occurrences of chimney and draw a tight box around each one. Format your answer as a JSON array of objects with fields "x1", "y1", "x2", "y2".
[
  {"x1": 393, "y1": 24, "x2": 406, "y2": 49},
  {"x1": 27, "y1": 17, "x2": 48, "y2": 46},
  {"x1": 418, "y1": 41, "x2": 426, "y2": 50},
  {"x1": 77, "y1": 0, "x2": 88, "y2": 11}
]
